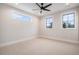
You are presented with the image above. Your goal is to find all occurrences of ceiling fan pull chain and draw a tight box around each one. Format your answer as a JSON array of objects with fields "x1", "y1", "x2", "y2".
[{"x1": 40, "y1": 10, "x2": 42, "y2": 13}]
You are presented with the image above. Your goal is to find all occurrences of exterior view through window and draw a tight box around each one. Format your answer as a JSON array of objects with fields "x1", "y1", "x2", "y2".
[
  {"x1": 46, "y1": 17, "x2": 53, "y2": 28},
  {"x1": 62, "y1": 13, "x2": 75, "y2": 28}
]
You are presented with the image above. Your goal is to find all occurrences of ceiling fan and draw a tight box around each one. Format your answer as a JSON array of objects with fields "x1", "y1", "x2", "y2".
[{"x1": 34, "y1": 3, "x2": 52, "y2": 13}]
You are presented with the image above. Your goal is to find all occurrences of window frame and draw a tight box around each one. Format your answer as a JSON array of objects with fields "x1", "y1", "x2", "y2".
[
  {"x1": 62, "y1": 12, "x2": 75, "y2": 29},
  {"x1": 46, "y1": 17, "x2": 53, "y2": 28}
]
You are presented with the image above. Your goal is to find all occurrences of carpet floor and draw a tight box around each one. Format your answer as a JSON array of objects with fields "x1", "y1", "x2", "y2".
[{"x1": 0, "y1": 38, "x2": 79, "y2": 55}]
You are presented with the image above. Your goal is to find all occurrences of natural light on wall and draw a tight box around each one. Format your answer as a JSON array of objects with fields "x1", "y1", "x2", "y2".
[{"x1": 12, "y1": 10, "x2": 32, "y2": 23}]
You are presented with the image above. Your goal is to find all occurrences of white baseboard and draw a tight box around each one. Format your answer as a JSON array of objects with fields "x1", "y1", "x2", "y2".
[
  {"x1": 0, "y1": 36, "x2": 37, "y2": 48},
  {"x1": 40, "y1": 35, "x2": 79, "y2": 44}
]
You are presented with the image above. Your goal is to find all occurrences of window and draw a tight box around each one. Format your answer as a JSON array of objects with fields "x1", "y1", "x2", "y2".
[
  {"x1": 46, "y1": 17, "x2": 53, "y2": 28},
  {"x1": 62, "y1": 13, "x2": 75, "y2": 28}
]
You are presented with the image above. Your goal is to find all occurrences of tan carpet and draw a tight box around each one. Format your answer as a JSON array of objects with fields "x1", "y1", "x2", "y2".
[{"x1": 0, "y1": 38, "x2": 79, "y2": 55}]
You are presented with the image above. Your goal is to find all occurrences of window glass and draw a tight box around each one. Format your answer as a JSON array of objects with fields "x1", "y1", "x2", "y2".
[
  {"x1": 46, "y1": 17, "x2": 53, "y2": 28},
  {"x1": 62, "y1": 13, "x2": 75, "y2": 28}
]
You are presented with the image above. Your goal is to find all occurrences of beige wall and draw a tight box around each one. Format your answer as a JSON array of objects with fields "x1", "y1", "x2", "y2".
[
  {"x1": 78, "y1": 7, "x2": 79, "y2": 40},
  {"x1": 40, "y1": 7, "x2": 79, "y2": 41},
  {"x1": 0, "y1": 4, "x2": 39, "y2": 44},
  {"x1": 0, "y1": 4, "x2": 79, "y2": 45}
]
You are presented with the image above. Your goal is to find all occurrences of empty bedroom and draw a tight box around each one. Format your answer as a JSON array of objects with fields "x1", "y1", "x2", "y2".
[{"x1": 0, "y1": 3, "x2": 79, "y2": 55}]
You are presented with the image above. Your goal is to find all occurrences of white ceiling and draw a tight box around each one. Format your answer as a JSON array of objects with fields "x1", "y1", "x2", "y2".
[{"x1": 6, "y1": 3, "x2": 79, "y2": 17}]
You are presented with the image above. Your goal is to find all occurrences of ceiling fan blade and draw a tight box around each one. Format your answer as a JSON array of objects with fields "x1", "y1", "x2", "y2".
[
  {"x1": 44, "y1": 4, "x2": 52, "y2": 8},
  {"x1": 36, "y1": 3, "x2": 41, "y2": 8},
  {"x1": 43, "y1": 8, "x2": 50, "y2": 11},
  {"x1": 32, "y1": 9, "x2": 40, "y2": 11}
]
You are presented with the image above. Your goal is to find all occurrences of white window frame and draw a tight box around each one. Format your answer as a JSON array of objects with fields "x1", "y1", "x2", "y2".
[
  {"x1": 61, "y1": 11, "x2": 76, "y2": 29},
  {"x1": 46, "y1": 16, "x2": 53, "y2": 28}
]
